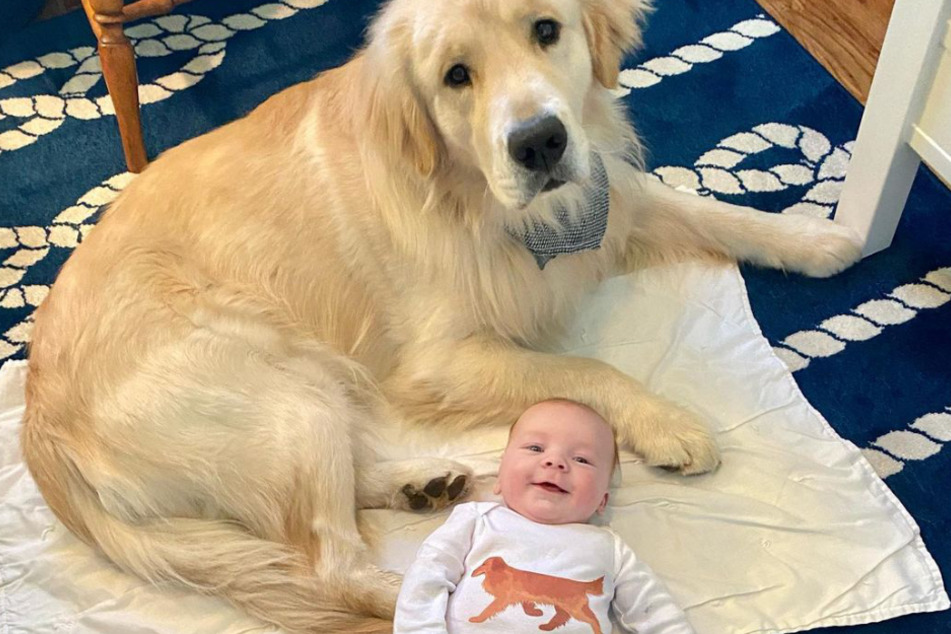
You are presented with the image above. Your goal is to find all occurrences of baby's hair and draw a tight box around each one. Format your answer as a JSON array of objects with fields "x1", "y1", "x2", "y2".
[{"x1": 509, "y1": 398, "x2": 622, "y2": 477}]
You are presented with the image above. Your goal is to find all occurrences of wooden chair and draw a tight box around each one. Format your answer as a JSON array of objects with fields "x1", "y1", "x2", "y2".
[{"x1": 80, "y1": 0, "x2": 193, "y2": 173}]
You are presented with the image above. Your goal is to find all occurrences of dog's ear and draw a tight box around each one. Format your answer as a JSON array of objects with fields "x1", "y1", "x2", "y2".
[
  {"x1": 366, "y1": 72, "x2": 441, "y2": 177},
  {"x1": 362, "y1": 16, "x2": 441, "y2": 177},
  {"x1": 582, "y1": 0, "x2": 652, "y2": 88}
]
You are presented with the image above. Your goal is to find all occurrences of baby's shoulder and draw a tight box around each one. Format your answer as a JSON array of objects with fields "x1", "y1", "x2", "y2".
[
  {"x1": 588, "y1": 524, "x2": 627, "y2": 551},
  {"x1": 566, "y1": 525, "x2": 633, "y2": 566},
  {"x1": 451, "y1": 500, "x2": 502, "y2": 520}
]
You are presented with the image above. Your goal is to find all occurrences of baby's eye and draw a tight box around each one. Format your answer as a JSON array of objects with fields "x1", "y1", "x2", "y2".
[
  {"x1": 527, "y1": 444, "x2": 543, "y2": 452},
  {"x1": 574, "y1": 456, "x2": 591, "y2": 465}
]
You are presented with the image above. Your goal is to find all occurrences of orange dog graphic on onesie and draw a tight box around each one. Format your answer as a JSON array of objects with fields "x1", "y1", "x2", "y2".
[{"x1": 469, "y1": 556, "x2": 605, "y2": 633}]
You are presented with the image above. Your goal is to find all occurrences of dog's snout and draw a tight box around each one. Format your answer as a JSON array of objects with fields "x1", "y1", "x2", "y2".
[{"x1": 508, "y1": 116, "x2": 567, "y2": 173}]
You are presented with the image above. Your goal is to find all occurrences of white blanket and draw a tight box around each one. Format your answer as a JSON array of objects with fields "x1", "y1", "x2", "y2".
[{"x1": 1, "y1": 262, "x2": 947, "y2": 633}]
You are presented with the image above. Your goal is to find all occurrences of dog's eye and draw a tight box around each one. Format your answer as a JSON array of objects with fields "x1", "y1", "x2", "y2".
[
  {"x1": 444, "y1": 64, "x2": 472, "y2": 88},
  {"x1": 534, "y1": 18, "x2": 561, "y2": 47}
]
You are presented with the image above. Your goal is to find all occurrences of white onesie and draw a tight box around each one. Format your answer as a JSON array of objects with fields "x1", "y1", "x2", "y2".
[{"x1": 395, "y1": 502, "x2": 695, "y2": 634}]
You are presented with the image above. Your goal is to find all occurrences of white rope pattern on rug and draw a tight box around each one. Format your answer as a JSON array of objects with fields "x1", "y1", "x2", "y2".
[
  {"x1": 863, "y1": 408, "x2": 951, "y2": 478},
  {"x1": 770, "y1": 269, "x2": 951, "y2": 479},
  {"x1": 772, "y1": 267, "x2": 951, "y2": 372},
  {"x1": 0, "y1": 173, "x2": 134, "y2": 359},
  {"x1": 653, "y1": 123, "x2": 852, "y2": 219},
  {"x1": 613, "y1": 15, "x2": 780, "y2": 97},
  {"x1": 0, "y1": 0, "x2": 329, "y2": 157}
]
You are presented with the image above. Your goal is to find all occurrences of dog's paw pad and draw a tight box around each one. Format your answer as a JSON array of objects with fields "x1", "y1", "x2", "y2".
[
  {"x1": 423, "y1": 476, "x2": 448, "y2": 497},
  {"x1": 447, "y1": 474, "x2": 467, "y2": 500},
  {"x1": 400, "y1": 472, "x2": 471, "y2": 512},
  {"x1": 401, "y1": 485, "x2": 432, "y2": 510}
]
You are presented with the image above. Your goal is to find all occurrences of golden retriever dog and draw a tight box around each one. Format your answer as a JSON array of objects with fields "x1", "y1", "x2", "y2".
[
  {"x1": 21, "y1": 0, "x2": 862, "y2": 631},
  {"x1": 469, "y1": 556, "x2": 605, "y2": 633}
]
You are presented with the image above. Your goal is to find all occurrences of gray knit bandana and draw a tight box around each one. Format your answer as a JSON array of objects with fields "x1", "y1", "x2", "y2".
[{"x1": 507, "y1": 152, "x2": 610, "y2": 270}]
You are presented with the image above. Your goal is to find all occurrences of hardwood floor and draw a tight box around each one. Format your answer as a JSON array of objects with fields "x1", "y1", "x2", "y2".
[{"x1": 754, "y1": 0, "x2": 895, "y2": 104}]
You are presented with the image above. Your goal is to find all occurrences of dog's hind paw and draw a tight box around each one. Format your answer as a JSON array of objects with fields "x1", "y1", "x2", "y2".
[{"x1": 399, "y1": 465, "x2": 472, "y2": 511}]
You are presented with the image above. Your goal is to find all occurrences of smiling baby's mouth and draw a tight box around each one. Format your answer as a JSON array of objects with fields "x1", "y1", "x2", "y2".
[{"x1": 534, "y1": 482, "x2": 568, "y2": 493}]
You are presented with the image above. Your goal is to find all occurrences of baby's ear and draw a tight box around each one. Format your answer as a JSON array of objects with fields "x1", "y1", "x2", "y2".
[
  {"x1": 597, "y1": 492, "x2": 609, "y2": 514},
  {"x1": 493, "y1": 478, "x2": 501, "y2": 495}
]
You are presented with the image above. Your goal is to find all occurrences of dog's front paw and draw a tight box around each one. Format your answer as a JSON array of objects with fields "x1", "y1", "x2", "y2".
[
  {"x1": 782, "y1": 216, "x2": 863, "y2": 278},
  {"x1": 636, "y1": 407, "x2": 720, "y2": 476},
  {"x1": 398, "y1": 463, "x2": 472, "y2": 511}
]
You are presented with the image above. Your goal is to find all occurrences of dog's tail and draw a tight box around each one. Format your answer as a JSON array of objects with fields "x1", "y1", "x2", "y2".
[
  {"x1": 586, "y1": 576, "x2": 606, "y2": 596},
  {"x1": 22, "y1": 428, "x2": 392, "y2": 634}
]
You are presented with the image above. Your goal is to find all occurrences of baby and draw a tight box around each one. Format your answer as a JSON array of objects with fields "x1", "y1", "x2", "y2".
[{"x1": 395, "y1": 398, "x2": 695, "y2": 633}]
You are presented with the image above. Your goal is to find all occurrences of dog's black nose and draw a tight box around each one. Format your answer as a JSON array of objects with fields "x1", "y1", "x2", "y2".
[{"x1": 508, "y1": 116, "x2": 568, "y2": 173}]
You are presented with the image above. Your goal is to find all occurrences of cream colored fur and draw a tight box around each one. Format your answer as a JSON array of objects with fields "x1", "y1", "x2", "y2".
[{"x1": 21, "y1": 0, "x2": 862, "y2": 631}]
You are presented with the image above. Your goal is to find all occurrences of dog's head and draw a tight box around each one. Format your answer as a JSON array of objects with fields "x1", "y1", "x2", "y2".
[
  {"x1": 363, "y1": 0, "x2": 650, "y2": 209},
  {"x1": 471, "y1": 556, "x2": 507, "y2": 578}
]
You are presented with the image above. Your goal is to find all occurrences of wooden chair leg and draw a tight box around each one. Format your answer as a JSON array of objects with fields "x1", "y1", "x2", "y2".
[
  {"x1": 99, "y1": 39, "x2": 148, "y2": 173},
  {"x1": 81, "y1": 0, "x2": 149, "y2": 173}
]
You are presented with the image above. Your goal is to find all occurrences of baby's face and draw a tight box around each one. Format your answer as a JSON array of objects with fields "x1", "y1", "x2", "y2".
[{"x1": 494, "y1": 400, "x2": 615, "y2": 524}]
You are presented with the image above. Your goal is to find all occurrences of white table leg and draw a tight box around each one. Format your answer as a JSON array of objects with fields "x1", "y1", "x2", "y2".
[{"x1": 835, "y1": 0, "x2": 951, "y2": 257}]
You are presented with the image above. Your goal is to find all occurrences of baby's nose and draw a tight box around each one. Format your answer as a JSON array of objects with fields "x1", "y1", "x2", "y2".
[{"x1": 544, "y1": 458, "x2": 567, "y2": 470}]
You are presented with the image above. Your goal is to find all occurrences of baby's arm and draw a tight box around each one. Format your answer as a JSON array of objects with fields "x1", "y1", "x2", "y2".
[
  {"x1": 611, "y1": 535, "x2": 696, "y2": 634},
  {"x1": 394, "y1": 502, "x2": 480, "y2": 634}
]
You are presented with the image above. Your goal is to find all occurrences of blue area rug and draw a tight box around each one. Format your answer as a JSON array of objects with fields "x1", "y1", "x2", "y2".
[{"x1": 0, "y1": 0, "x2": 948, "y2": 632}]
